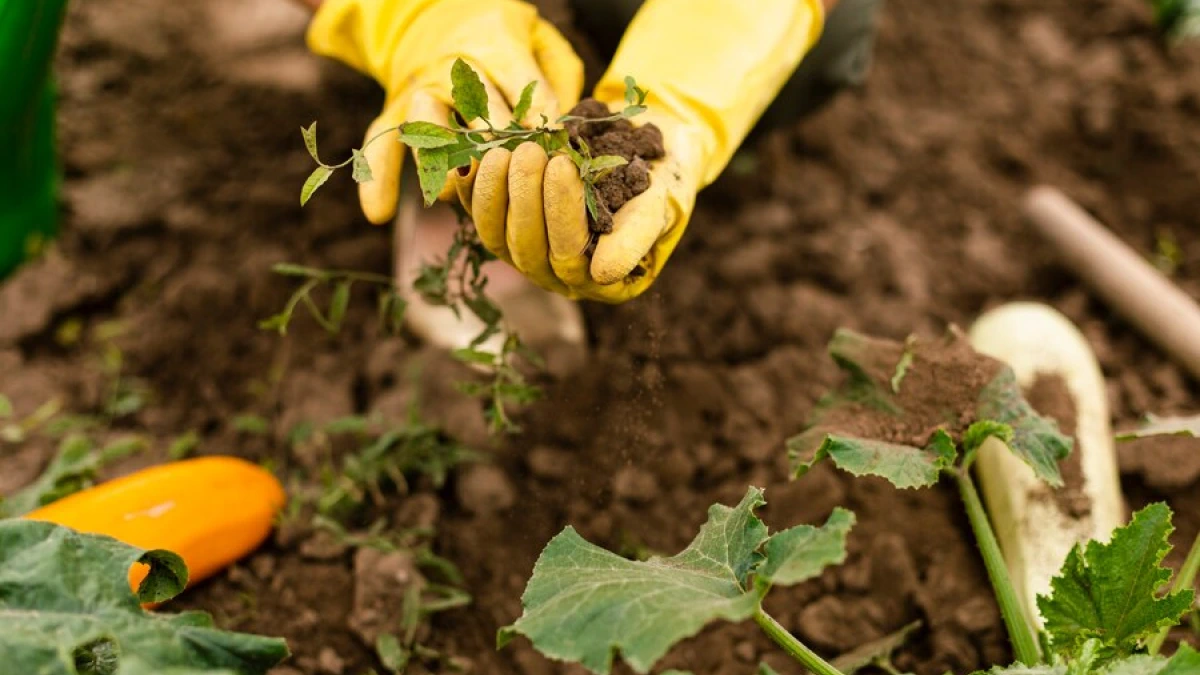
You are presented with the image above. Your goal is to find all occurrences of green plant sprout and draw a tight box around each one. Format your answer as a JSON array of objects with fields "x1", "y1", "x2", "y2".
[
  {"x1": 0, "y1": 519, "x2": 289, "y2": 674},
  {"x1": 283, "y1": 61, "x2": 650, "y2": 434},
  {"x1": 0, "y1": 432, "x2": 144, "y2": 517}
]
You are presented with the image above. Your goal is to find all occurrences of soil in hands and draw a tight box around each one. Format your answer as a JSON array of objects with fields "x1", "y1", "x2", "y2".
[{"x1": 565, "y1": 98, "x2": 665, "y2": 233}]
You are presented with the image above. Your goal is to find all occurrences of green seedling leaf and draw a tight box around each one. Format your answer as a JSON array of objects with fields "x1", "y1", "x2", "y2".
[
  {"x1": 397, "y1": 121, "x2": 458, "y2": 149},
  {"x1": 622, "y1": 105, "x2": 647, "y2": 117},
  {"x1": 300, "y1": 165, "x2": 333, "y2": 206},
  {"x1": 328, "y1": 280, "x2": 351, "y2": 331},
  {"x1": 0, "y1": 520, "x2": 288, "y2": 673},
  {"x1": 971, "y1": 665, "x2": 1065, "y2": 675},
  {"x1": 623, "y1": 76, "x2": 648, "y2": 105},
  {"x1": 301, "y1": 121, "x2": 321, "y2": 164},
  {"x1": 587, "y1": 155, "x2": 629, "y2": 180},
  {"x1": 450, "y1": 58, "x2": 489, "y2": 123},
  {"x1": 1, "y1": 433, "x2": 140, "y2": 517},
  {"x1": 416, "y1": 147, "x2": 450, "y2": 206},
  {"x1": 757, "y1": 507, "x2": 854, "y2": 587},
  {"x1": 376, "y1": 633, "x2": 410, "y2": 673},
  {"x1": 757, "y1": 665, "x2": 780, "y2": 675},
  {"x1": 790, "y1": 428, "x2": 956, "y2": 489},
  {"x1": 233, "y1": 414, "x2": 270, "y2": 434},
  {"x1": 167, "y1": 430, "x2": 200, "y2": 460},
  {"x1": 1037, "y1": 503, "x2": 1195, "y2": 662},
  {"x1": 452, "y1": 348, "x2": 497, "y2": 366},
  {"x1": 500, "y1": 487, "x2": 770, "y2": 674},
  {"x1": 961, "y1": 419, "x2": 1014, "y2": 464},
  {"x1": 270, "y1": 262, "x2": 322, "y2": 278},
  {"x1": 512, "y1": 81, "x2": 537, "y2": 123},
  {"x1": 351, "y1": 148, "x2": 373, "y2": 183},
  {"x1": 0, "y1": 394, "x2": 11, "y2": 418},
  {"x1": 890, "y1": 337, "x2": 916, "y2": 393},
  {"x1": 977, "y1": 368, "x2": 1071, "y2": 486}
]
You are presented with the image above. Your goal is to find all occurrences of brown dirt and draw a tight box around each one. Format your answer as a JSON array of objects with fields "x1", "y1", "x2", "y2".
[
  {"x1": 565, "y1": 98, "x2": 664, "y2": 234},
  {"x1": 4, "y1": 0, "x2": 1200, "y2": 674},
  {"x1": 1025, "y1": 374, "x2": 1090, "y2": 518}
]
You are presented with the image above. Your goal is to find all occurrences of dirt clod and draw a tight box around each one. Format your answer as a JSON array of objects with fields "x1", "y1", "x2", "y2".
[{"x1": 455, "y1": 464, "x2": 516, "y2": 515}]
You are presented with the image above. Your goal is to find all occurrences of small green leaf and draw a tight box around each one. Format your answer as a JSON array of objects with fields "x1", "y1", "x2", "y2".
[
  {"x1": 328, "y1": 281, "x2": 351, "y2": 331},
  {"x1": 1037, "y1": 503, "x2": 1195, "y2": 661},
  {"x1": 397, "y1": 121, "x2": 458, "y2": 148},
  {"x1": 512, "y1": 81, "x2": 537, "y2": 123},
  {"x1": 416, "y1": 147, "x2": 450, "y2": 206},
  {"x1": 1116, "y1": 413, "x2": 1200, "y2": 440},
  {"x1": 500, "y1": 487, "x2": 770, "y2": 674},
  {"x1": 584, "y1": 185, "x2": 601, "y2": 223},
  {"x1": 890, "y1": 337, "x2": 916, "y2": 393},
  {"x1": 970, "y1": 665, "x2": 1065, "y2": 675},
  {"x1": 351, "y1": 148, "x2": 373, "y2": 183},
  {"x1": 622, "y1": 105, "x2": 647, "y2": 117},
  {"x1": 270, "y1": 262, "x2": 322, "y2": 278},
  {"x1": 452, "y1": 348, "x2": 497, "y2": 366},
  {"x1": 790, "y1": 428, "x2": 956, "y2": 489},
  {"x1": 978, "y1": 368, "x2": 1072, "y2": 486},
  {"x1": 587, "y1": 155, "x2": 628, "y2": 179},
  {"x1": 0, "y1": 394, "x2": 11, "y2": 418},
  {"x1": 450, "y1": 58, "x2": 489, "y2": 123},
  {"x1": 257, "y1": 313, "x2": 289, "y2": 335},
  {"x1": 0, "y1": 433, "x2": 131, "y2": 517},
  {"x1": 831, "y1": 620, "x2": 922, "y2": 674},
  {"x1": 300, "y1": 165, "x2": 333, "y2": 206},
  {"x1": 233, "y1": 414, "x2": 270, "y2": 434},
  {"x1": 301, "y1": 121, "x2": 321, "y2": 164},
  {"x1": 1163, "y1": 644, "x2": 1200, "y2": 674},
  {"x1": 167, "y1": 431, "x2": 200, "y2": 460},
  {"x1": 0, "y1": 520, "x2": 288, "y2": 672},
  {"x1": 623, "y1": 76, "x2": 647, "y2": 105},
  {"x1": 962, "y1": 419, "x2": 1014, "y2": 462},
  {"x1": 376, "y1": 633, "x2": 410, "y2": 673},
  {"x1": 757, "y1": 507, "x2": 854, "y2": 587},
  {"x1": 757, "y1": 665, "x2": 780, "y2": 675}
]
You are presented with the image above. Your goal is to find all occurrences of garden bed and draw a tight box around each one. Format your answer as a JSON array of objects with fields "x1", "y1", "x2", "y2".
[{"x1": 2, "y1": 0, "x2": 1200, "y2": 673}]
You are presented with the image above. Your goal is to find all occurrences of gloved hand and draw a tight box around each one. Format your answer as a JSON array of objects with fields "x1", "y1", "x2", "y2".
[
  {"x1": 460, "y1": 0, "x2": 827, "y2": 303},
  {"x1": 306, "y1": 0, "x2": 584, "y2": 225}
]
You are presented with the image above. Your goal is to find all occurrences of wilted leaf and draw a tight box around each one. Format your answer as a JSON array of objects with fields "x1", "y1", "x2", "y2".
[
  {"x1": 500, "y1": 488, "x2": 770, "y2": 674},
  {"x1": 832, "y1": 620, "x2": 922, "y2": 674},
  {"x1": 300, "y1": 166, "x2": 333, "y2": 206},
  {"x1": 416, "y1": 147, "x2": 449, "y2": 206},
  {"x1": 351, "y1": 149, "x2": 373, "y2": 183},
  {"x1": 397, "y1": 121, "x2": 458, "y2": 149},
  {"x1": 450, "y1": 58, "x2": 489, "y2": 123},
  {"x1": 758, "y1": 507, "x2": 854, "y2": 587},
  {"x1": 1037, "y1": 503, "x2": 1194, "y2": 661},
  {"x1": 301, "y1": 122, "x2": 321, "y2": 163},
  {"x1": 0, "y1": 520, "x2": 288, "y2": 673}
]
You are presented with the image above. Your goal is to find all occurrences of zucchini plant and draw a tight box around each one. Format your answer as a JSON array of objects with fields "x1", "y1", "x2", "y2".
[
  {"x1": 0, "y1": 519, "x2": 288, "y2": 674},
  {"x1": 503, "y1": 325, "x2": 1200, "y2": 674}
]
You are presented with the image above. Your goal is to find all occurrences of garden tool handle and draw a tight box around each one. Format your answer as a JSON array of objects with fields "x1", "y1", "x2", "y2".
[{"x1": 1023, "y1": 185, "x2": 1200, "y2": 382}]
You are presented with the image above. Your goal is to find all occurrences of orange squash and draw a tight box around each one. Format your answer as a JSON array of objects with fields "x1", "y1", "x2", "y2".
[{"x1": 25, "y1": 456, "x2": 286, "y2": 593}]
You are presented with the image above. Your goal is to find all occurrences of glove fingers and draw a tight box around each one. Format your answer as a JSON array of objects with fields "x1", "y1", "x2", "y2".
[
  {"x1": 532, "y1": 18, "x2": 584, "y2": 113},
  {"x1": 406, "y1": 90, "x2": 458, "y2": 202},
  {"x1": 454, "y1": 158, "x2": 480, "y2": 213},
  {"x1": 544, "y1": 155, "x2": 591, "y2": 288},
  {"x1": 358, "y1": 97, "x2": 409, "y2": 225},
  {"x1": 489, "y1": 53, "x2": 559, "y2": 123},
  {"x1": 590, "y1": 180, "x2": 669, "y2": 285},
  {"x1": 472, "y1": 147, "x2": 513, "y2": 263},
  {"x1": 506, "y1": 143, "x2": 566, "y2": 292}
]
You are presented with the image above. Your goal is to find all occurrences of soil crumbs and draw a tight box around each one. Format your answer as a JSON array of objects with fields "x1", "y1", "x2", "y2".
[{"x1": 2, "y1": 0, "x2": 1200, "y2": 674}]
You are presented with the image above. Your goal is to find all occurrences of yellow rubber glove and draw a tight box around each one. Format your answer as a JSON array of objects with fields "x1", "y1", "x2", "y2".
[
  {"x1": 306, "y1": 0, "x2": 584, "y2": 224},
  {"x1": 463, "y1": 0, "x2": 825, "y2": 302}
]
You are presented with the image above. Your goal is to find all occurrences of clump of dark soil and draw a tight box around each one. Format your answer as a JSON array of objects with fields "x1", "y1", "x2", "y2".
[{"x1": 565, "y1": 97, "x2": 664, "y2": 233}]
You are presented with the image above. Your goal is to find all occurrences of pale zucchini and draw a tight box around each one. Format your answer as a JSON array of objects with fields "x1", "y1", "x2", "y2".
[{"x1": 968, "y1": 302, "x2": 1125, "y2": 628}]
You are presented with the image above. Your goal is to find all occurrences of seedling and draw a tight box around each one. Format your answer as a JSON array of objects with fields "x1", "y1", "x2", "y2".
[
  {"x1": 0, "y1": 432, "x2": 145, "y2": 517},
  {"x1": 286, "y1": 61, "x2": 652, "y2": 434},
  {"x1": 0, "y1": 519, "x2": 288, "y2": 674}
]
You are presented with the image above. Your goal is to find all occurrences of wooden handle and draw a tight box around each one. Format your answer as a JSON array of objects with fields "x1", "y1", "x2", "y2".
[{"x1": 1023, "y1": 186, "x2": 1200, "y2": 381}]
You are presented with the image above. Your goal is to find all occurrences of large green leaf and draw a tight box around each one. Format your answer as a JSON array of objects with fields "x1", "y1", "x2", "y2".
[
  {"x1": 1036, "y1": 503, "x2": 1194, "y2": 661},
  {"x1": 501, "y1": 487, "x2": 852, "y2": 674},
  {"x1": 0, "y1": 520, "x2": 288, "y2": 674}
]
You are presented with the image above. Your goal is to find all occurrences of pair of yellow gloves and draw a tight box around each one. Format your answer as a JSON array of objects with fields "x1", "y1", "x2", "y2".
[{"x1": 308, "y1": 0, "x2": 825, "y2": 302}]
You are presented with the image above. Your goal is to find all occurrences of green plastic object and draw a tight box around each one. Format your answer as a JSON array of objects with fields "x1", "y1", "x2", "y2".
[{"x1": 0, "y1": 0, "x2": 69, "y2": 278}]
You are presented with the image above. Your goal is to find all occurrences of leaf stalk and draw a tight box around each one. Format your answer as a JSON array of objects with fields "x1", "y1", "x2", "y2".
[{"x1": 753, "y1": 607, "x2": 846, "y2": 675}]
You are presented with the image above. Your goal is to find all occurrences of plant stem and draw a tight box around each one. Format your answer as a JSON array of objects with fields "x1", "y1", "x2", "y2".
[
  {"x1": 753, "y1": 608, "x2": 846, "y2": 675},
  {"x1": 954, "y1": 469, "x2": 1042, "y2": 665},
  {"x1": 1147, "y1": 528, "x2": 1200, "y2": 655}
]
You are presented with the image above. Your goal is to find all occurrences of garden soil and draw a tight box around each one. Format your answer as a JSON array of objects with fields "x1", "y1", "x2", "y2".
[{"x1": 3, "y1": 0, "x2": 1200, "y2": 673}]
